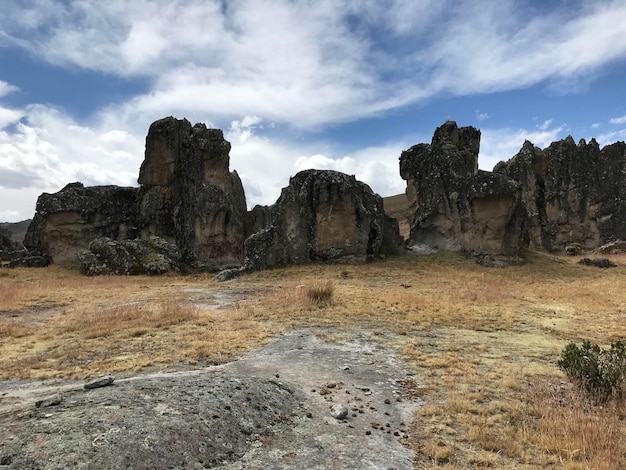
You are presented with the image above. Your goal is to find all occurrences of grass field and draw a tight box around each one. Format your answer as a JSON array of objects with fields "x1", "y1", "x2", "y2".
[{"x1": 1, "y1": 250, "x2": 626, "y2": 469}]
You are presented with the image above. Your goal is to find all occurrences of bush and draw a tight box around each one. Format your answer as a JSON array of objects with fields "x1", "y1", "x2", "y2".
[
  {"x1": 306, "y1": 280, "x2": 334, "y2": 307},
  {"x1": 558, "y1": 340, "x2": 626, "y2": 402}
]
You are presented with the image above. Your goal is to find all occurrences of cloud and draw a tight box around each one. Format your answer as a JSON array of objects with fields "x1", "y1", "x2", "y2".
[
  {"x1": 294, "y1": 142, "x2": 412, "y2": 198},
  {"x1": 227, "y1": 123, "x2": 414, "y2": 208},
  {"x1": 610, "y1": 114, "x2": 626, "y2": 125},
  {"x1": 4, "y1": 1, "x2": 626, "y2": 130},
  {"x1": 475, "y1": 110, "x2": 489, "y2": 121},
  {"x1": 418, "y1": 1, "x2": 626, "y2": 95},
  {"x1": 597, "y1": 129, "x2": 626, "y2": 147},
  {"x1": 0, "y1": 107, "x2": 24, "y2": 129},
  {"x1": 479, "y1": 120, "x2": 567, "y2": 170},
  {"x1": 0, "y1": 80, "x2": 19, "y2": 98},
  {"x1": 0, "y1": 104, "x2": 144, "y2": 221}
]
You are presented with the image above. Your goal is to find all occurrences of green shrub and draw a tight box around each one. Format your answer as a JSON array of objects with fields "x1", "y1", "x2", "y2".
[{"x1": 558, "y1": 340, "x2": 626, "y2": 402}]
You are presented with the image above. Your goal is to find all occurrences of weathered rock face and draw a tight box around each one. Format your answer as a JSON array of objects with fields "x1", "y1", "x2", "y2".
[
  {"x1": 23, "y1": 118, "x2": 402, "y2": 274},
  {"x1": 494, "y1": 137, "x2": 626, "y2": 252},
  {"x1": 77, "y1": 236, "x2": 185, "y2": 275},
  {"x1": 242, "y1": 169, "x2": 402, "y2": 271},
  {"x1": 23, "y1": 183, "x2": 140, "y2": 265},
  {"x1": 400, "y1": 121, "x2": 524, "y2": 259},
  {"x1": 0, "y1": 226, "x2": 15, "y2": 252},
  {"x1": 138, "y1": 117, "x2": 248, "y2": 270},
  {"x1": 23, "y1": 118, "x2": 248, "y2": 270}
]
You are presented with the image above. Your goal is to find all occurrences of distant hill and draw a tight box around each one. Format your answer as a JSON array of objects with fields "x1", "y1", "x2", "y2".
[
  {"x1": 383, "y1": 194, "x2": 411, "y2": 240},
  {"x1": 0, "y1": 220, "x2": 31, "y2": 246}
]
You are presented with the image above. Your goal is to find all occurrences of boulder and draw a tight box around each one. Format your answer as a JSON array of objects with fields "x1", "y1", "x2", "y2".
[
  {"x1": 77, "y1": 236, "x2": 185, "y2": 275},
  {"x1": 138, "y1": 117, "x2": 248, "y2": 270},
  {"x1": 494, "y1": 137, "x2": 626, "y2": 253},
  {"x1": 0, "y1": 226, "x2": 46, "y2": 268},
  {"x1": 0, "y1": 226, "x2": 16, "y2": 251},
  {"x1": 578, "y1": 258, "x2": 617, "y2": 268},
  {"x1": 400, "y1": 121, "x2": 524, "y2": 260},
  {"x1": 593, "y1": 240, "x2": 626, "y2": 255},
  {"x1": 238, "y1": 169, "x2": 402, "y2": 272},
  {"x1": 23, "y1": 183, "x2": 140, "y2": 265}
]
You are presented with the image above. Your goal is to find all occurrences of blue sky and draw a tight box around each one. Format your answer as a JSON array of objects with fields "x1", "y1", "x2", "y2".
[{"x1": 1, "y1": 0, "x2": 626, "y2": 222}]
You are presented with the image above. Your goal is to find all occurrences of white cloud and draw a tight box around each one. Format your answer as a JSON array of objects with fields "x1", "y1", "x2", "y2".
[
  {"x1": 0, "y1": 207, "x2": 22, "y2": 223},
  {"x1": 228, "y1": 125, "x2": 413, "y2": 209},
  {"x1": 0, "y1": 107, "x2": 24, "y2": 129},
  {"x1": 597, "y1": 129, "x2": 626, "y2": 147},
  {"x1": 609, "y1": 114, "x2": 626, "y2": 125},
  {"x1": 0, "y1": 104, "x2": 144, "y2": 220},
  {"x1": 0, "y1": 187, "x2": 41, "y2": 222},
  {"x1": 3, "y1": 1, "x2": 625, "y2": 130},
  {"x1": 0, "y1": 81, "x2": 19, "y2": 98},
  {"x1": 419, "y1": 1, "x2": 626, "y2": 95},
  {"x1": 476, "y1": 110, "x2": 489, "y2": 121},
  {"x1": 479, "y1": 120, "x2": 567, "y2": 171},
  {"x1": 228, "y1": 116, "x2": 263, "y2": 144},
  {"x1": 294, "y1": 143, "x2": 412, "y2": 198}
]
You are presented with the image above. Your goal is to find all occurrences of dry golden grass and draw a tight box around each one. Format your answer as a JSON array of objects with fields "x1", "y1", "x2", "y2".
[{"x1": 2, "y1": 250, "x2": 626, "y2": 468}]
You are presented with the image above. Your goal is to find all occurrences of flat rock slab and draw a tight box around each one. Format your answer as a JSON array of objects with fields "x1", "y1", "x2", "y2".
[{"x1": 0, "y1": 330, "x2": 421, "y2": 469}]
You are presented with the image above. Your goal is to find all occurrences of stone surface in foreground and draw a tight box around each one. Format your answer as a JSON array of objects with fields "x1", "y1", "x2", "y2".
[{"x1": 0, "y1": 331, "x2": 421, "y2": 469}]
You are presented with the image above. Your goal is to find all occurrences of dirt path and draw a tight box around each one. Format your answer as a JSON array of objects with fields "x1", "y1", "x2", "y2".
[{"x1": 0, "y1": 330, "x2": 422, "y2": 469}]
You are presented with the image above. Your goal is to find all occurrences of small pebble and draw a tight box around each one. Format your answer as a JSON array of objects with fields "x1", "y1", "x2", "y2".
[
  {"x1": 84, "y1": 375, "x2": 115, "y2": 390},
  {"x1": 330, "y1": 404, "x2": 349, "y2": 420}
]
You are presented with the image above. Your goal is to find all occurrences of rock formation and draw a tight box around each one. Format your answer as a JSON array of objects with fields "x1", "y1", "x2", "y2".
[
  {"x1": 400, "y1": 121, "x2": 524, "y2": 262},
  {"x1": 77, "y1": 236, "x2": 185, "y2": 275},
  {"x1": 401, "y1": 121, "x2": 626, "y2": 258},
  {"x1": 14, "y1": 116, "x2": 626, "y2": 270},
  {"x1": 246, "y1": 169, "x2": 401, "y2": 268},
  {"x1": 494, "y1": 137, "x2": 626, "y2": 252},
  {"x1": 218, "y1": 170, "x2": 402, "y2": 280},
  {"x1": 137, "y1": 117, "x2": 248, "y2": 270},
  {"x1": 23, "y1": 183, "x2": 139, "y2": 265},
  {"x1": 23, "y1": 118, "x2": 401, "y2": 274},
  {"x1": 0, "y1": 226, "x2": 15, "y2": 252},
  {"x1": 23, "y1": 117, "x2": 248, "y2": 270}
]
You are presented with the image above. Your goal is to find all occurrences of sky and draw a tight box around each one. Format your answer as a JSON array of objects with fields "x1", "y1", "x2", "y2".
[{"x1": 1, "y1": 0, "x2": 626, "y2": 222}]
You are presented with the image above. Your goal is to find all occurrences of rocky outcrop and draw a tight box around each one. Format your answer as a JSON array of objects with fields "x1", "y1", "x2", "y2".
[
  {"x1": 219, "y1": 170, "x2": 402, "y2": 279},
  {"x1": 23, "y1": 117, "x2": 248, "y2": 270},
  {"x1": 0, "y1": 226, "x2": 16, "y2": 252},
  {"x1": 400, "y1": 121, "x2": 524, "y2": 261},
  {"x1": 138, "y1": 118, "x2": 248, "y2": 270},
  {"x1": 77, "y1": 236, "x2": 185, "y2": 275},
  {"x1": 23, "y1": 183, "x2": 140, "y2": 265},
  {"x1": 402, "y1": 121, "x2": 626, "y2": 258},
  {"x1": 494, "y1": 137, "x2": 626, "y2": 253},
  {"x1": 22, "y1": 116, "x2": 407, "y2": 275},
  {"x1": 0, "y1": 220, "x2": 30, "y2": 247}
]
